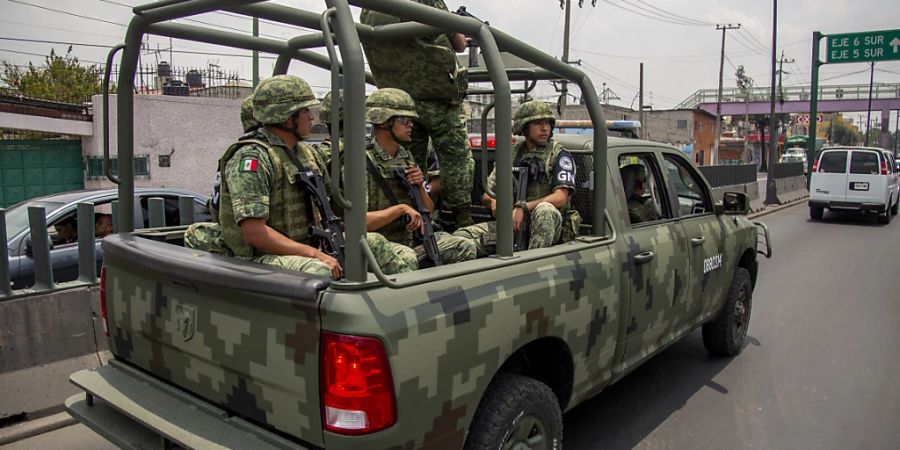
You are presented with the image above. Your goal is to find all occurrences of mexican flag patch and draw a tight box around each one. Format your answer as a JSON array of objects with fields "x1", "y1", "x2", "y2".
[{"x1": 240, "y1": 158, "x2": 258, "y2": 172}]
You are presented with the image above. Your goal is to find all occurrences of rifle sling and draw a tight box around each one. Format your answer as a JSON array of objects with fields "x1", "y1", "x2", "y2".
[{"x1": 365, "y1": 155, "x2": 403, "y2": 206}]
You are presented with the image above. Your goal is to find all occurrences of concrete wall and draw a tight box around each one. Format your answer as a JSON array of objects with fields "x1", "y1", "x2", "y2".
[
  {"x1": 83, "y1": 94, "x2": 243, "y2": 195},
  {"x1": 641, "y1": 109, "x2": 694, "y2": 146}
]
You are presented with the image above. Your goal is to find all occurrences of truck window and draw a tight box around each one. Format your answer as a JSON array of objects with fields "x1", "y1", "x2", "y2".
[
  {"x1": 819, "y1": 151, "x2": 847, "y2": 173},
  {"x1": 849, "y1": 151, "x2": 879, "y2": 175},
  {"x1": 663, "y1": 155, "x2": 711, "y2": 216},
  {"x1": 618, "y1": 154, "x2": 670, "y2": 225}
]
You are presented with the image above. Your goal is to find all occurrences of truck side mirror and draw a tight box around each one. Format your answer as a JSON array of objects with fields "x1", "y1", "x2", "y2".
[{"x1": 715, "y1": 192, "x2": 750, "y2": 216}]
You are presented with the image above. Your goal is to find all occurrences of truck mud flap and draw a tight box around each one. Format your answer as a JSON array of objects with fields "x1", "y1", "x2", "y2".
[
  {"x1": 66, "y1": 361, "x2": 312, "y2": 450},
  {"x1": 753, "y1": 221, "x2": 773, "y2": 258}
]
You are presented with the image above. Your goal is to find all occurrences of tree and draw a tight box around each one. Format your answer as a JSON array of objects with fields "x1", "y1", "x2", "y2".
[
  {"x1": 2, "y1": 47, "x2": 107, "y2": 104},
  {"x1": 830, "y1": 115, "x2": 861, "y2": 146},
  {"x1": 735, "y1": 65, "x2": 753, "y2": 95}
]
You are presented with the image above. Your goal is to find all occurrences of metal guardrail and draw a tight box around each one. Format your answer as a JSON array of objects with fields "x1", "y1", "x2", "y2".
[
  {"x1": 675, "y1": 82, "x2": 900, "y2": 110},
  {"x1": 1, "y1": 196, "x2": 196, "y2": 299},
  {"x1": 698, "y1": 163, "x2": 757, "y2": 187}
]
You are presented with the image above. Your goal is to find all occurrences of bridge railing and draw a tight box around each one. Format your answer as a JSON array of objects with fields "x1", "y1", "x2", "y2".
[
  {"x1": 1, "y1": 197, "x2": 196, "y2": 300},
  {"x1": 676, "y1": 83, "x2": 900, "y2": 110}
]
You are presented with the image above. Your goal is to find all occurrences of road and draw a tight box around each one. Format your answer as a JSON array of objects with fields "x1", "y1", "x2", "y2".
[
  {"x1": 9, "y1": 203, "x2": 900, "y2": 449},
  {"x1": 564, "y1": 203, "x2": 900, "y2": 449}
]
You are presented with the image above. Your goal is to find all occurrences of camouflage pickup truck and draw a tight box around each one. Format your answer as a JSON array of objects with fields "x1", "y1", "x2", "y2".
[{"x1": 65, "y1": 1, "x2": 771, "y2": 449}]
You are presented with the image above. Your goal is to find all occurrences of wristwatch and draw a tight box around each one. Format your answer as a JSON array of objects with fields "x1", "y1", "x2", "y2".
[{"x1": 514, "y1": 200, "x2": 529, "y2": 211}]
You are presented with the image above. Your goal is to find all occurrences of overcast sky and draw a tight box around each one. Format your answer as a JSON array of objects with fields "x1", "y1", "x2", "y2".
[{"x1": 2, "y1": 0, "x2": 899, "y2": 125}]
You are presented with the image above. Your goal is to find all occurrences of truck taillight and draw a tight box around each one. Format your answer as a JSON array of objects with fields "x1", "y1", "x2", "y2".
[
  {"x1": 881, "y1": 161, "x2": 888, "y2": 175},
  {"x1": 812, "y1": 160, "x2": 819, "y2": 172},
  {"x1": 321, "y1": 332, "x2": 395, "y2": 435},
  {"x1": 100, "y1": 266, "x2": 109, "y2": 337}
]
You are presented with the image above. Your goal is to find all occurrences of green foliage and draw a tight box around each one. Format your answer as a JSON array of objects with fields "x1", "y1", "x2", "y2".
[
  {"x1": 1, "y1": 47, "x2": 110, "y2": 104},
  {"x1": 735, "y1": 65, "x2": 753, "y2": 94},
  {"x1": 830, "y1": 116, "x2": 861, "y2": 146}
]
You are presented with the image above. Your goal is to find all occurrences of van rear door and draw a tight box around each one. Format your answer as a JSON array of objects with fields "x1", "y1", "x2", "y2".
[
  {"x1": 846, "y1": 150, "x2": 886, "y2": 205},
  {"x1": 811, "y1": 150, "x2": 848, "y2": 203}
]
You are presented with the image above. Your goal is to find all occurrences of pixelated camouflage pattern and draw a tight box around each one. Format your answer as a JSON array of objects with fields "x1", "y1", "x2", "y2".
[
  {"x1": 252, "y1": 75, "x2": 319, "y2": 125},
  {"x1": 239, "y1": 95, "x2": 260, "y2": 133},
  {"x1": 408, "y1": 100, "x2": 474, "y2": 212},
  {"x1": 365, "y1": 87, "x2": 419, "y2": 124},
  {"x1": 318, "y1": 90, "x2": 341, "y2": 124},
  {"x1": 627, "y1": 197, "x2": 661, "y2": 224},
  {"x1": 101, "y1": 143, "x2": 762, "y2": 449},
  {"x1": 314, "y1": 139, "x2": 341, "y2": 167},
  {"x1": 513, "y1": 100, "x2": 557, "y2": 135},
  {"x1": 360, "y1": 0, "x2": 468, "y2": 101},
  {"x1": 183, "y1": 222, "x2": 230, "y2": 256},
  {"x1": 452, "y1": 201, "x2": 564, "y2": 256}
]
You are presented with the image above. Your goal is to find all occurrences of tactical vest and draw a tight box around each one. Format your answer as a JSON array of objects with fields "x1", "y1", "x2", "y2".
[
  {"x1": 360, "y1": 7, "x2": 468, "y2": 101},
  {"x1": 512, "y1": 139, "x2": 569, "y2": 207},
  {"x1": 365, "y1": 145, "x2": 417, "y2": 247},
  {"x1": 217, "y1": 132, "x2": 319, "y2": 258}
]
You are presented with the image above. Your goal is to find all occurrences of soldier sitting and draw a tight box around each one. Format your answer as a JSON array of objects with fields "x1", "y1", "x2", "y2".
[{"x1": 620, "y1": 164, "x2": 660, "y2": 224}]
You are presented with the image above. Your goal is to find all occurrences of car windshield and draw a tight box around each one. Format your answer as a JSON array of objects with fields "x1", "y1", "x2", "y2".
[{"x1": 4, "y1": 200, "x2": 65, "y2": 241}]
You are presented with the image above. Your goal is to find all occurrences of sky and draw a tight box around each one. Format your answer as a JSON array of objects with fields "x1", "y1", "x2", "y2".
[{"x1": 1, "y1": 0, "x2": 899, "y2": 126}]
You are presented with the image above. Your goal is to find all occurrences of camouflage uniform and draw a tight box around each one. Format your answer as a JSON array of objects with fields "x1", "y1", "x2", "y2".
[
  {"x1": 314, "y1": 90, "x2": 342, "y2": 164},
  {"x1": 364, "y1": 88, "x2": 476, "y2": 267},
  {"x1": 239, "y1": 95, "x2": 260, "y2": 133},
  {"x1": 620, "y1": 164, "x2": 660, "y2": 224},
  {"x1": 360, "y1": 0, "x2": 475, "y2": 228},
  {"x1": 454, "y1": 101, "x2": 580, "y2": 256}
]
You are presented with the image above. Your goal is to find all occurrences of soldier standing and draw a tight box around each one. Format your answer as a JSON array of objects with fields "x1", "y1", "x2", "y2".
[
  {"x1": 454, "y1": 101, "x2": 581, "y2": 256},
  {"x1": 363, "y1": 88, "x2": 476, "y2": 267},
  {"x1": 360, "y1": 1, "x2": 475, "y2": 230}
]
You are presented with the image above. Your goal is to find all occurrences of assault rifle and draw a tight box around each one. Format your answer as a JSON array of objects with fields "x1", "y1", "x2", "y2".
[
  {"x1": 454, "y1": 6, "x2": 486, "y2": 24},
  {"x1": 295, "y1": 169, "x2": 346, "y2": 269},
  {"x1": 392, "y1": 168, "x2": 442, "y2": 269},
  {"x1": 512, "y1": 166, "x2": 530, "y2": 252}
]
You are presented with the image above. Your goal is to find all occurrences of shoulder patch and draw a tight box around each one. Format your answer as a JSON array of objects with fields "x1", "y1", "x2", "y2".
[
  {"x1": 239, "y1": 158, "x2": 259, "y2": 172},
  {"x1": 559, "y1": 155, "x2": 574, "y2": 171}
]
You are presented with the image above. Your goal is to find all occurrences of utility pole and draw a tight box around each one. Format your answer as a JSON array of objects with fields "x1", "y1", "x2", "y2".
[
  {"x1": 713, "y1": 23, "x2": 741, "y2": 165},
  {"x1": 864, "y1": 61, "x2": 875, "y2": 146},
  {"x1": 765, "y1": 0, "x2": 779, "y2": 205},
  {"x1": 639, "y1": 62, "x2": 644, "y2": 139},
  {"x1": 560, "y1": 0, "x2": 572, "y2": 110},
  {"x1": 776, "y1": 51, "x2": 794, "y2": 104},
  {"x1": 252, "y1": 17, "x2": 259, "y2": 88}
]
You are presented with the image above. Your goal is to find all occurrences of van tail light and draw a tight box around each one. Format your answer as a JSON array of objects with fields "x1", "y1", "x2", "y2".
[
  {"x1": 99, "y1": 266, "x2": 109, "y2": 337},
  {"x1": 321, "y1": 332, "x2": 396, "y2": 435},
  {"x1": 812, "y1": 160, "x2": 819, "y2": 172},
  {"x1": 881, "y1": 161, "x2": 888, "y2": 175}
]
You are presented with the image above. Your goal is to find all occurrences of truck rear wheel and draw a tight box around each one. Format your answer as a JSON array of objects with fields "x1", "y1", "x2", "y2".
[
  {"x1": 463, "y1": 373, "x2": 562, "y2": 450},
  {"x1": 892, "y1": 196, "x2": 898, "y2": 215},
  {"x1": 878, "y1": 203, "x2": 891, "y2": 224},
  {"x1": 702, "y1": 267, "x2": 752, "y2": 357},
  {"x1": 809, "y1": 206, "x2": 824, "y2": 220}
]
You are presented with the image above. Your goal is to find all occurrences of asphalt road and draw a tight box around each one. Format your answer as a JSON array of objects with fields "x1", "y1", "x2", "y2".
[
  {"x1": 564, "y1": 203, "x2": 900, "y2": 449},
  {"x1": 9, "y1": 203, "x2": 900, "y2": 449}
]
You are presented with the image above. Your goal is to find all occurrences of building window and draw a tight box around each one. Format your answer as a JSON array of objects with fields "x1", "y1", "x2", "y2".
[
  {"x1": 159, "y1": 154, "x2": 171, "y2": 167},
  {"x1": 85, "y1": 155, "x2": 151, "y2": 179},
  {"x1": 677, "y1": 119, "x2": 688, "y2": 130}
]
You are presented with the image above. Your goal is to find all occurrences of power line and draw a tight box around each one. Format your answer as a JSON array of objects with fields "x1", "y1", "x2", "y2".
[
  {"x1": 738, "y1": 28, "x2": 770, "y2": 54},
  {"x1": 0, "y1": 36, "x2": 282, "y2": 60},
  {"x1": 571, "y1": 47, "x2": 762, "y2": 62},
  {"x1": 0, "y1": 19, "x2": 124, "y2": 40},
  {"x1": 620, "y1": 0, "x2": 710, "y2": 26},
  {"x1": 599, "y1": 0, "x2": 709, "y2": 26},
  {"x1": 631, "y1": 0, "x2": 715, "y2": 26},
  {"x1": 0, "y1": 47, "x2": 105, "y2": 65},
  {"x1": 8, "y1": 0, "x2": 127, "y2": 27}
]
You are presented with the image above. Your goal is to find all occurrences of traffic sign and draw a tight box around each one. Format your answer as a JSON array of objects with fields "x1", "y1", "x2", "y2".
[{"x1": 827, "y1": 29, "x2": 900, "y2": 63}]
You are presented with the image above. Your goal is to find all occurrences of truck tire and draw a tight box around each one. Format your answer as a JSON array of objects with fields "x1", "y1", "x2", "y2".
[
  {"x1": 463, "y1": 373, "x2": 562, "y2": 450},
  {"x1": 878, "y1": 202, "x2": 891, "y2": 224},
  {"x1": 892, "y1": 196, "x2": 898, "y2": 215},
  {"x1": 702, "y1": 267, "x2": 752, "y2": 357},
  {"x1": 809, "y1": 206, "x2": 824, "y2": 220}
]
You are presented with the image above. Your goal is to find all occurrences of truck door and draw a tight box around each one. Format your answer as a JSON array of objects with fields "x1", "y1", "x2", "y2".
[
  {"x1": 661, "y1": 154, "x2": 730, "y2": 326},
  {"x1": 617, "y1": 152, "x2": 690, "y2": 369},
  {"x1": 811, "y1": 150, "x2": 848, "y2": 203}
]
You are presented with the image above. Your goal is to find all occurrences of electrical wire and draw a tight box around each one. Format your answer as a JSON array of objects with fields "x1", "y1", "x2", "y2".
[
  {"x1": 8, "y1": 0, "x2": 127, "y2": 27},
  {"x1": 621, "y1": 0, "x2": 710, "y2": 26},
  {"x1": 631, "y1": 0, "x2": 714, "y2": 26},
  {"x1": 599, "y1": 0, "x2": 711, "y2": 27},
  {"x1": 0, "y1": 19, "x2": 124, "y2": 40}
]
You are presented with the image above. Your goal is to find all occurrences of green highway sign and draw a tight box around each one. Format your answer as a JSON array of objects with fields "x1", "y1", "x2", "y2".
[{"x1": 827, "y1": 29, "x2": 900, "y2": 63}]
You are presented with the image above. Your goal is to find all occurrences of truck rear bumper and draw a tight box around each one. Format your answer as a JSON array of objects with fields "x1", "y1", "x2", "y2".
[
  {"x1": 808, "y1": 200, "x2": 886, "y2": 213},
  {"x1": 66, "y1": 361, "x2": 313, "y2": 450}
]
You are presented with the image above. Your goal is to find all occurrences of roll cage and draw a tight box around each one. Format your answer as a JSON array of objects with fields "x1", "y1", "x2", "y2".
[{"x1": 109, "y1": 0, "x2": 608, "y2": 283}]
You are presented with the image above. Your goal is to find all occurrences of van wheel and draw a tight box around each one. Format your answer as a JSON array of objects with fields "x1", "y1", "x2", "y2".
[
  {"x1": 702, "y1": 267, "x2": 752, "y2": 357},
  {"x1": 810, "y1": 206, "x2": 824, "y2": 220},
  {"x1": 892, "y1": 197, "x2": 898, "y2": 216},
  {"x1": 878, "y1": 206, "x2": 891, "y2": 224},
  {"x1": 463, "y1": 374, "x2": 562, "y2": 450}
]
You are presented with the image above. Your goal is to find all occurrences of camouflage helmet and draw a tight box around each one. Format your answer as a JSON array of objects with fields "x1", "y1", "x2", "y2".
[
  {"x1": 252, "y1": 75, "x2": 319, "y2": 125},
  {"x1": 513, "y1": 100, "x2": 556, "y2": 135},
  {"x1": 365, "y1": 88, "x2": 418, "y2": 124},
  {"x1": 240, "y1": 95, "x2": 260, "y2": 132},
  {"x1": 319, "y1": 90, "x2": 342, "y2": 124}
]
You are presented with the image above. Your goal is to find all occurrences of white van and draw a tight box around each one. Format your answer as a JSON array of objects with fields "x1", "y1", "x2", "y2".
[{"x1": 809, "y1": 147, "x2": 899, "y2": 224}]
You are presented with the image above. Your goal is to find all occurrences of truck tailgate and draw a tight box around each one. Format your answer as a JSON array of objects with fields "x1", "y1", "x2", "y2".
[{"x1": 96, "y1": 234, "x2": 328, "y2": 447}]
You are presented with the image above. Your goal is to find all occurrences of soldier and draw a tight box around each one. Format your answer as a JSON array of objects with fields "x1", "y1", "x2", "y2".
[
  {"x1": 209, "y1": 75, "x2": 413, "y2": 279},
  {"x1": 363, "y1": 88, "x2": 476, "y2": 267},
  {"x1": 620, "y1": 164, "x2": 660, "y2": 224},
  {"x1": 454, "y1": 100, "x2": 580, "y2": 256},
  {"x1": 314, "y1": 90, "x2": 342, "y2": 164},
  {"x1": 240, "y1": 95, "x2": 261, "y2": 134},
  {"x1": 360, "y1": 1, "x2": 475, "y2": 230}
]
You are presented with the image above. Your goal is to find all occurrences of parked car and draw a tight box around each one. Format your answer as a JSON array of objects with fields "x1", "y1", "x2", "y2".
[
  {"x1": 809, "y1": 147, "x2": 900, "y2": 224},
  {"x1": 4, "y1": 188, "x2": 210, "y2": 289},
  {"x1": 779, "y1": 147, "x2": 808, "y2": 174}
]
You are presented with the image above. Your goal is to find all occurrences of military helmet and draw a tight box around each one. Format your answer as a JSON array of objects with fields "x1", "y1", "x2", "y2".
[
  {"x1": 252, "y1": 75, "x2": 319, "y2": 125},
  {"x1": 319, "y1": 90, "x2": 343, "y2": 124},
  {"x1": 513, "y1": 100, "x2": 556, "y2": 135},
  {"x1": 364, "y1": 88, "x2": 418, "y2": 124},
  {"x1": 240, "y1": 95, "x2": 260, "y2": 132}
]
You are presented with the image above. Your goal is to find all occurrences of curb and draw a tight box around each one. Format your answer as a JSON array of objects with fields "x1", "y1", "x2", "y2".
[
  {"x1": 748, "y1": 196, "x2": 808, "y2": 220},
  {"x1": 0, "y1": 411, "x2": 76, "y2": 445}
]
